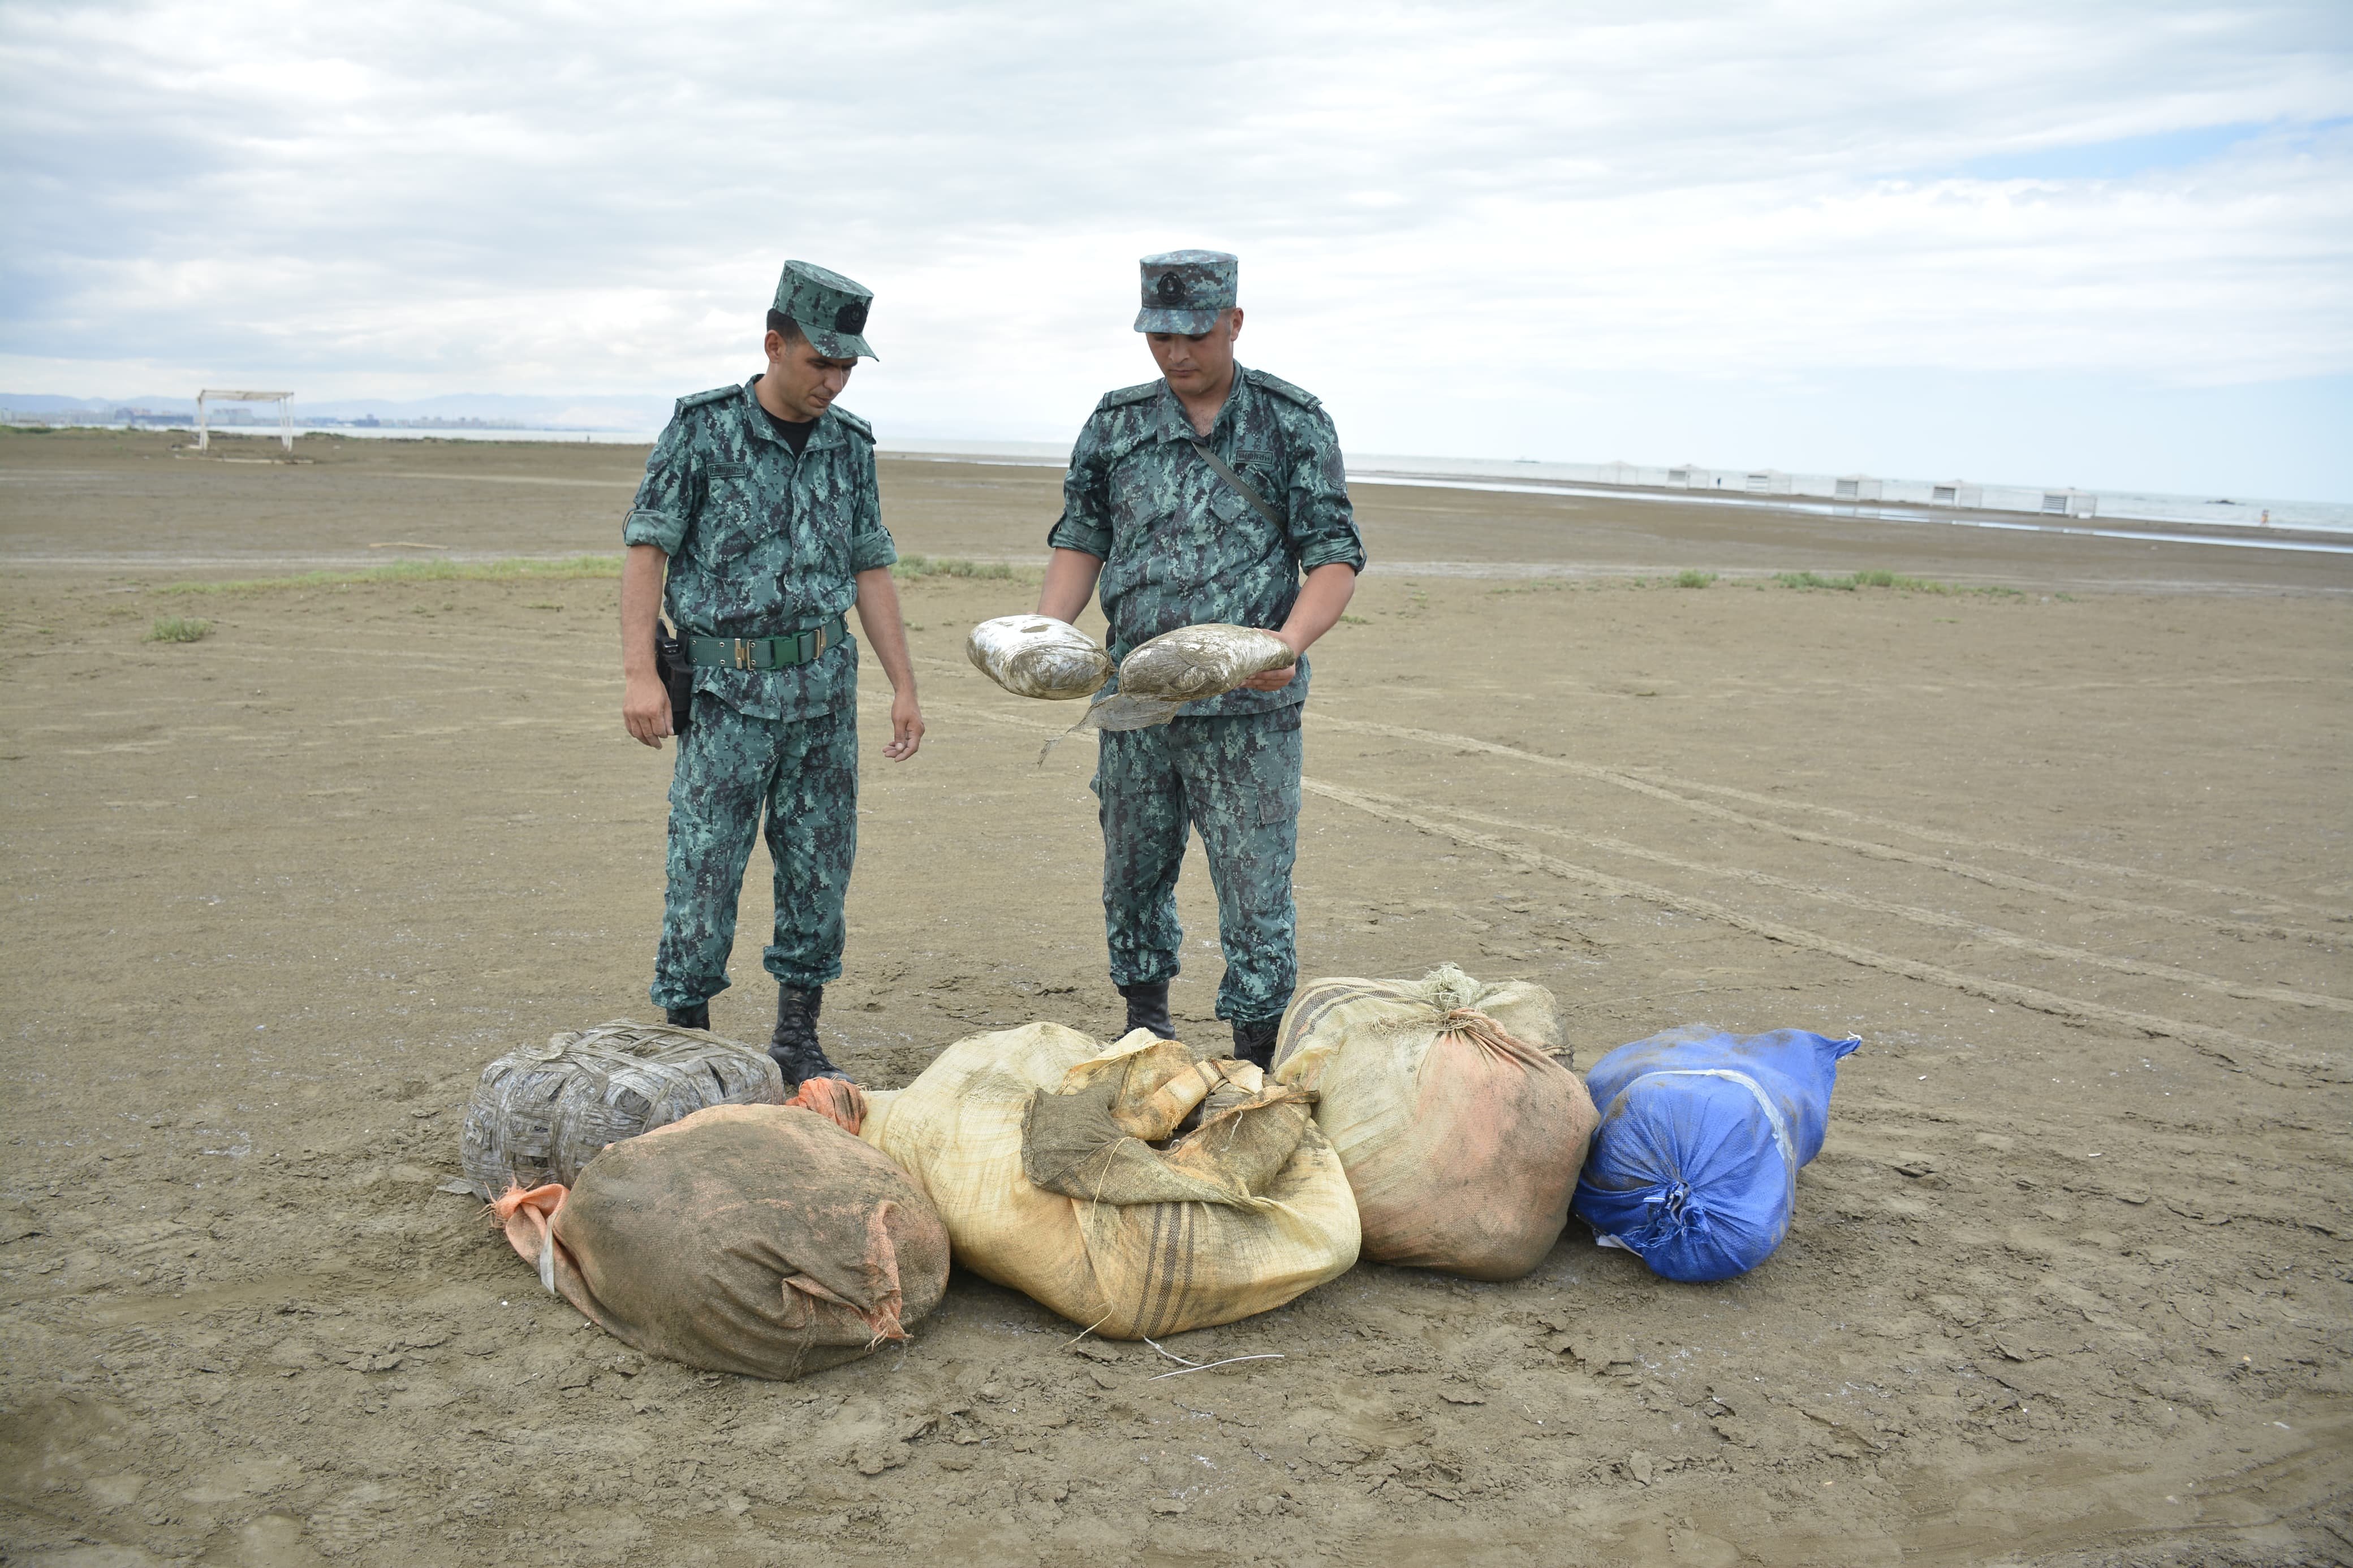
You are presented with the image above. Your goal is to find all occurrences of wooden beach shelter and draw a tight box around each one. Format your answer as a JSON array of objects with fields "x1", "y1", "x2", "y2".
[
  {"x1": 2040, "y1": 488, "x2": 2097, "y2": 519},
  {"x1": 195, "y1": 390, "x2": 295, "y2": 452}
]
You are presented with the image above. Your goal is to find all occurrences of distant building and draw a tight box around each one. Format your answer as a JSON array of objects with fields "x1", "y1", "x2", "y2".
[
  {"x1": 1835, "y1": 474, "x2": 1882, "y2": 500},
  {"x1": 1929, "y1": 480, "x2": 1984, "y2": 508}
]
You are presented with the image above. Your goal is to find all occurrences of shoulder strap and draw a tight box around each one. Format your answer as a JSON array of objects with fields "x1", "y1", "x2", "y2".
[
  {"x1": 1188, "y1": 439, "x2": 1285, "y2": 530},
  {"x1": 1098, "y1": 380, "x2": 1162, "y2": 411},
  {"x1": 1242, "y1": 367, "x2": 1322, "y2": 409}
]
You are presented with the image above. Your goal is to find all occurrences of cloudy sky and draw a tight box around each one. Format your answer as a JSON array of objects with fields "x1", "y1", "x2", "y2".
[{"x1": 5, "y1": 1, "x2": 2350, "y2": 496}]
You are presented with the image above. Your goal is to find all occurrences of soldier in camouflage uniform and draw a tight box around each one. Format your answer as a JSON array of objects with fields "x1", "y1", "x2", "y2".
[
  {"x1": 619, "y1": 260, "x2": 924, "y2": 1086},
  {"x1": 1036, "y1": 250, "x2": 1366, "y2": 1067}
]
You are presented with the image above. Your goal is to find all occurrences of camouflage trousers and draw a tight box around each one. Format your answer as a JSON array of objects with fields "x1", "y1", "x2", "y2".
[
  {"x1": 649, "y1": 700, "x2": 857, "y2": 1010},
  {"x1": 1092, "y1": 705, "x2": 1303, "y2": 1024}
]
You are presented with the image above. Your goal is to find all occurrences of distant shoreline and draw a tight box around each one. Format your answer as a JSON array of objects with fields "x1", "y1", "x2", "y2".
[{"x1": 10, "y1": 419, "x2": 2347, "y2": 546}]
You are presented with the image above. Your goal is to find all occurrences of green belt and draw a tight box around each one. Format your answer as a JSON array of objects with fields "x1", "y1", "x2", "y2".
[{"x1": 683, "y1": 615, "x2": 848, "y2": 671}]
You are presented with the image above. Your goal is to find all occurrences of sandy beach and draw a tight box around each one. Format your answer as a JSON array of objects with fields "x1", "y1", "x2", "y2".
[{"x1": 2, "y1": 427, "x2": 2347, "y2": 1567}]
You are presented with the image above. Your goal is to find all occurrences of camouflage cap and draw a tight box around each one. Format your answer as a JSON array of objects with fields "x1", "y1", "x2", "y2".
[
  {"x1": 1134, "y1": 249, "x2": 1237, "y2": 334},
  {"x1": 772, "y1": 260, "x2": 876, "y2": 360}
]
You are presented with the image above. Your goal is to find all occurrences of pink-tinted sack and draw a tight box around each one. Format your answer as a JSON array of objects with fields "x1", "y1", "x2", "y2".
[{"x1": 493, "y1": 1083, "x2": 948, "y2": 1380}]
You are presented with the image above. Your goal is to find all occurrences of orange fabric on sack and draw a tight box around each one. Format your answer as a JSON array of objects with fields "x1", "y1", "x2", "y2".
[
  {"x1": 492, "y1": 1182, "x2": 569, "y2": 1278},
  {"x1": 786, "y1": 1075, "x2": 867, "y2": 1135}
]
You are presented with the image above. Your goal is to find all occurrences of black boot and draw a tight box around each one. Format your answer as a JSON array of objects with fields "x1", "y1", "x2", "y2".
[
  {"x1": 769, "y1": 984, "x2": 848, "y2": 1088},
  {"x1": 1118, "y1": 979, "x2": 1175, "y2": 1040},
  {"x1": 1231, "y1": 1018, "x2": 1278, "y2": 1072},
  {"x1": 665, "y1": 1001, "x2": 710, "y2": 1033}
]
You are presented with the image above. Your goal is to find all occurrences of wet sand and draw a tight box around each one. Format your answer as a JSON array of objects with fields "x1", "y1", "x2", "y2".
[{"x1": 2, "y1": 429, "x2": 2348, "y2": 1566}]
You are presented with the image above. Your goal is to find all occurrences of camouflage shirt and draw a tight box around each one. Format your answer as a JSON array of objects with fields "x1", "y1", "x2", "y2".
[
  {"x1": 624, "y1": 378, "x2": 898, "y2": 722},
  {"x1": 1048, "y1": 365, "x2": 1367, "y2": 718}
]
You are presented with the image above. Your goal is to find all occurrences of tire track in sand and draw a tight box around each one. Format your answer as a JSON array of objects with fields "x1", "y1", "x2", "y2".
[
  {"x1": 923, "y1": 694, "x2": 2331, "y2": 1083},
  {"x1": 1327, "y1": 783, "x2": 2353, "y2": 1016},
  {"x1": 1303, "y1": 778, "x2": 2329, "y2": 1083},
  {"x1": 1308, "y1": 714, "x2": 2343, "y2": 944},
  {"x1": 1614, "y1": 750, "x2": 2345, "y2": 918}
]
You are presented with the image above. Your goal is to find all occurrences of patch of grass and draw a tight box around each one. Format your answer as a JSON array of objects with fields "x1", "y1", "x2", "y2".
[
  {"x1": 1772, "y1": 569, "x2": 2024, "y2": 597},
  {"x1": 890, "y1": 554, "x2": 1016, "y2": 581},
  {"x1": 1674, "y1": 569, "x2": 1718, "y2": 589},
  {"x1": 148, "y1": 616, "x2": 213, "y2": 643},
  {"x1": 1338, "y1": 613, "x2": 1371, "y2": 624},
  {"x1": 157, "y1": 555, "x2": 622, "y2": 595}
]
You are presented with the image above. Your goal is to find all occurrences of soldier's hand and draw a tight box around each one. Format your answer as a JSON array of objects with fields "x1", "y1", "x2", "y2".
[
  {"x1": 1242, "y1": 630, "x2": 1305, "y2": 692},
  {"x1": 623, "y1": 673, "x2": 673, "y2": 749},
  {"x1": 885, "y1": 689, "x2": 924, "y2": 761}
]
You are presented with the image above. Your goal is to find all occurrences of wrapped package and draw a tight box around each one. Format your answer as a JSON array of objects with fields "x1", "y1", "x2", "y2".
[
  {"x1": 1574, "y1": 1027, "x2": 1861, "y2": 1282},
  {"x1": 459, "y1": 1020, "x2": 783, "y2": 1200},
  {"x1": 1081, "y1": 624, "x2": 1298, "y2": 731},
  {"x1": 492, "y1": 1087, "x2": 951, "y2": 1381},
  {"x1": 967, "y1": 615, "x2": 1114, "y2": 700},
  {"x1": 861, "y1": 1024, "x2": 1359, "y2": 1338},
  {"x1": 1274, "y1": 967, "x2": 1596, "y2": 1280}
]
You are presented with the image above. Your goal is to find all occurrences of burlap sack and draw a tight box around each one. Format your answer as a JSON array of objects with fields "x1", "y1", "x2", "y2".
[
  {"x1": 460, "y1": 1019, "x2": 782, "y2": 1199},
  {"x1": 1273, "y1": 966, "x2": 1597, "y2": 1281},
  {"x1": 493, "y1": 1087, "x2": 950, "y2": 1381},
  {"x1": 860, "y1": 1024, "x2": 1359, "y2": 1340}
]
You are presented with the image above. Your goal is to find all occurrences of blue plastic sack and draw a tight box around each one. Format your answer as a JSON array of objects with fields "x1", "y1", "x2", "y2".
[{"x1": 1572, "y1": 1027, "x2": 1860, "y2": 1282}]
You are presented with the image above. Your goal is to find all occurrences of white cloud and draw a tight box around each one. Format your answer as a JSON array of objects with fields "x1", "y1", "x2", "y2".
[{"x1": 3, "y1": 0, "x2": 2348, "y2": 491}]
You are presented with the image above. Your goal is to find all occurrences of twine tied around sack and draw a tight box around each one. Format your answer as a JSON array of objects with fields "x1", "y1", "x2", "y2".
[{"x1": 1437, "y1": 1006, "x2": 1555, "y2": 1072}]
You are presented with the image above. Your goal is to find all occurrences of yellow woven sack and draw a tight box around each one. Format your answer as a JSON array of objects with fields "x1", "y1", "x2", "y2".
[{"x1": 860, "y1": 1023, "x2": 1360, "y2": 1340}]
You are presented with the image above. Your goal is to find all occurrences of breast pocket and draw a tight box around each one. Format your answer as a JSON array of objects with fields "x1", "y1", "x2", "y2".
[
  {"x1": 698, "y1": 464, "x2": 770, "y2": 563},
  {"x1": 796, "y1": 461, "x2": 856, "y2": 577}
]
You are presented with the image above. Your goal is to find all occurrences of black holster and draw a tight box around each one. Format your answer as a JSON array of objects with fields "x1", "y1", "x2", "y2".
[{"x1": 654, "y1": 621, "x2": 694, "y2": 741}]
